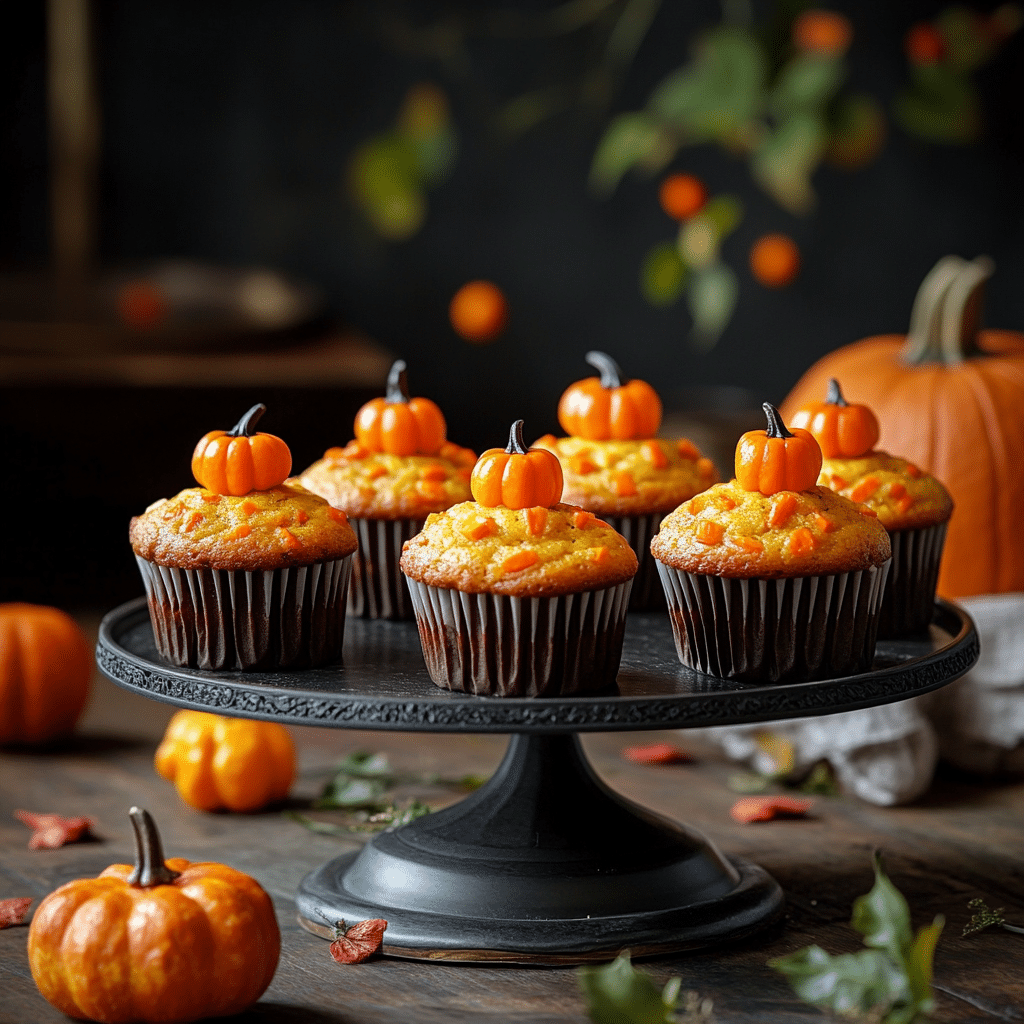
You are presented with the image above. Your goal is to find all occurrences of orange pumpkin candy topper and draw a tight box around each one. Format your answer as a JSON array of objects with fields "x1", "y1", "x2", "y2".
[
  {"x1": 736, "y1": 403, "x2": 822, "y2": 495},
  {"x1": 192, "y1": 404, "x2": 292, "y2": 496},
  {"x1": 788, "y1": 378, "x2": 880, "y2": 459},
  {"x1": 355, "y1": 359, "x2": 446, "y2": 456},
  {"x1": 472, "y1": 420, "x2": 564, "y2": 510},
  {"x1": 558, "y1": 351, "x2": 662, "y2": 441}
]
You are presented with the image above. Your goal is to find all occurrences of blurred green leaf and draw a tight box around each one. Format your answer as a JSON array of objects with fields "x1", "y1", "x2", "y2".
[
  {"x1": 826, "y1": 93, "x2": 886, "y2": 169},
  {"x1": 349, "y1": 135, "x2": 419, "y2": 205},
  {"x1": 851, "y1": 853, "x2": 914, "y2": 963},
  {"x1": 334, "y1": 750, "x2": 394, "y2": 778},
  {"x1": 687, "y1": 261, "x2": 738, "y2": 349},
  {"x1": 641, "y1": 243, "x2": 686, "y2": 306},
  {"x1": 905, "y1": 916, "x2": 943, "y2": 1014},
  {"x1": 315, "y1": 776, "x2": 390, "y2": 810},
  {"x1": 677, "y1": 215, "x2": 719, "y2": 268},
  {"x1": 937, "y1": 6, "x2": 996, "y2": 72},
  {"x1": 410, "y1": 125, "x2": 458, "y2": 185},
  {"x1": 768, "y1": 52, "x2": 845, "y2": 118},
  {"x1": 578, "y1": 952, "x2": 679, "y2": 1024},
  {"x1": 752, "y1": 113, "x2": 825, "y2": 213},
  {"x1": 701, "y1": 194, "x2": 743, "y2": 240},
  {"x1": 589, "y1": 112, "x2": 669, "y2": 196},
  {"x1": 895, "y1": 63, "x2": 979, "y2": 143}
]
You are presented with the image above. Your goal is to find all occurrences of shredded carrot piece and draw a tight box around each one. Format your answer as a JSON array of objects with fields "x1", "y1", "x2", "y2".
[
  {"x1": 366, "y1": 465, "x2": 388, "y2": 480},
  {"x1": 228, "y1": 524, "x2": 251, "y2": 540},
  {"x1": 814, "y1": 513, "x2": 836, "y2": 533},
  {"x1": 526, "y1": 507, "x2": 548, "y2": 536},
  {"x1": 727, "y1": 535, "x2": 764, "y2": 554},
  {"x1": 697, "y1": 457, "x2": 715, "y2": 478},
  {"x1": 277, "y1": 513, "x2": 293, "y2": 528},
  {"x1": 696, "y1": 520, "x2": 725, "y2": 546},
  {"x1": 588, "y1": 545, "x2": 610, "y2": 565},
  {"x1": 614, "y1": 471, "x2": 637, "y2": 497},
  {"x1": 278, "y1": 527, "x2": 302, "y2": 551},
  {"x1": 416, "y1": 480, "x2": 447, "y2": 501},
  {"x1": 183, "y1": 511, "x2": 204, "y2": 533},
  {"x1": 420, "y1": 464, "x2": 448, "y2": 482},
  {"x1": 161, "y1": 501, "x2": 186, "y2": 521},
  {"x1": 829, "y1": 474, "x2": 848, "y2": 490},
  {"x1": 769, "y1": 492, "x2": 799, "y2": 528},
  {"x1": 896, "y1": 494, "x2": 915, "y2": 514},
  {"x1": 641, "y1": 440, "x2": 669, "y2": 469},
  {"x1": 327, "y1": 507, "x2": 348, "y2": 524},
  {"x1": 850, "y1": 476, "x2": 880, "y2": 503},
  {"x1": 500, "y1": 550, "x2": 539, "y2": 574},
  {"x1": 241, "y1": 500, "x2": 259, "y2": 516},
  {"x1": 787, "y1": 527, "x2": 818, "y2": 558},
  {"x1": 718, "y1": 495, "x2": 737, "y2": 511},
  {"x1": 858, "y1": 504, "x2": 878, "y2": 517},
  {"x1": 677, "y1": 439, "x2": 699, "y2": 461},
  {"x1": 461, "y1": 516, "x2": 497, "y2": 541},
  {"x1": 906, "y1": 463, "x2": 922, "y2": 478},
  {"x1": 573, "y1": 509, "x2": 596, "y2": 530},
  {"x1": 569, "y1": 453, "x2": 597, "y2": 475},
  {"x1": 296, "y1": 509, "x2": 309, "y2": 525},
  {"x1": 887, "y1": 482, "x2": 907, "y2": 501},
  {"x1": 201, "y1": 493, "x2": 221, "y2": 504}
]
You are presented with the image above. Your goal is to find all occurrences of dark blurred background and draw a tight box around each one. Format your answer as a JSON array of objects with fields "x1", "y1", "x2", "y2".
[{"x1": 3, "y1": 0, "x2": 1023, "y2": 606}]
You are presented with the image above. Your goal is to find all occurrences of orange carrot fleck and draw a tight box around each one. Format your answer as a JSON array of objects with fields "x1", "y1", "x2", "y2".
[
  {"x1": 614, "y1": 471, "x2": 637, "y2": 496},
  {"x1": 730, "y1": 796, "x2": 812, "y2": 823},
  {"x1": 201, "y1": 493, "x2": 221, "y2": 504},
  {"x1": 161, "y1": 501, "x2": 186, "y2": 521},
  {"x1": 697, "y1": 457, "x2": 715, "y2": 478},
  {"x1": 228, "y1": 524, "x2": 251, "y2": 540},
  {"x1": 787, "y1": 527, "x2": 818, "y2": 558},
  {"x1": 850, "y1": 476, "x2": 880, "y2": 503},
  {"x1": 588, "y1": 545, "x2": 610, "y2": 565},
  {"x1": 769, "y1": 492, "x2": 799, "y2": 528},
  {"x1": 677, "y1": 439, "x2": 700, "y2": 461},
  {"x1": 461, "y1": 516, "x2": 497, "y2": 541},
  {"x1": 241, "y1": 500, "x2": 259, "y2": 516},
  {"x1": 641, "y1": 440, "x2": 669, "y2": 469},
  {"x1": 416, "y1": 481, "x2": 447, "y2": 502},
  {"x1": 718, "y1": 495, "x2": 737, "y2": 511},
  {"x1": 814, "y1": 513, "x2": 836, "y2": 533},
  {"x1": 327, "y1": 507, "x2": 348, "y2": 524},
  {"x1": 887, "y1": 482, "x2": 907, "y2": 501},
  {"x1": 366, "y1": 465, "x2": 388, "y2": 480},
  {"x1": 183, "y1": 511, "x2": 204, "y2": 533},
  {"x1": 727, "y1": 535, "x2": 764, "y2": 554},
  {"x1": 906, "y1": 463, "x2": 922, "y2": 478},
  {"x1": 526, "y1": 507, "x2": 548, "y2": 536},
  {"x1": 858, "y1": 504, "x2": 878, "y2": 517},
  {"x1": 569, "y1": 453, "x2": 597, "y2": 475},
  {"x1": 829, "y1": 474, "x2": 848, "y2": 490},
  {"x1": 420, "y1": 464, "x2": 448, "y2": 482},
  {"x1": 501, "y1": 550, "x2": 539, "y2": 574},
  {"x1": 896, "y1": 494, "x2": 915, "y2": 514},
  {"x1": 696, "y1": 520, "x2": 725, "y2": 546},
  {"x1": 278, "y1": 527, "x2": 302, "y2": 551},
  {"x1": 573, "y1": 509, "x2": 597, "y2": 530},
  {"x1": 296, "y1": 509, "x2": 309, "y2": 525}
]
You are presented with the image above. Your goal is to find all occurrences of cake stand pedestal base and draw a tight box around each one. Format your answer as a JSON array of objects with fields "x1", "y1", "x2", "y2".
[{"x1": 296, "y1": 733, "x2": 784, "y2": 963}]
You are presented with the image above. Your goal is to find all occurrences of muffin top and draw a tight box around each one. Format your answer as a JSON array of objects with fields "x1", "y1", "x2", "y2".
[
  {"x1": 651, "y1": 480, "x2": 891, "y2": 579},
  {"x1": 818, "y1": 451, "x2": 953, "y2": 531},
  {"x1": 532, "y1": 434, "x2": 718, "y2": 515},
  {"x1": 400, "y1": 501, "x2": 638, "y2": 597},
  {"x1": 299, "y1": 440, "x2": 476, "y2": 520},
  {"x1": 130, "y1": 482, "x2": 357, "y2": 571}
]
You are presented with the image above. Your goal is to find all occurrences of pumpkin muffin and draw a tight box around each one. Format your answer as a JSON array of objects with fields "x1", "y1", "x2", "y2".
[
  {"x1": 652, "y1": 403, "x2": 891, "y2": 683},
  {"x1": 534, "y1": 351, "x2": 717, "y2": 610},
  {"x1": 789, "y1": 379, "x2": 953, "y2": 635},
  {"x1": 130, "y1": 403, "x2": 357, "y2": 671},
  {"x1": 299, "y1": 359, "x2": 474, "y2": 620},
  {"x1": 400, "y1": 420, "x2": 638, "y2": 697}
]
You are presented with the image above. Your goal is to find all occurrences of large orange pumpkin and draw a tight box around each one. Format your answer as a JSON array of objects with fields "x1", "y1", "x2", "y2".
[
  {"x1": 28, "y1": 807, "x2": 280, "y2": 1023},
  {"x1": 0, "y1": 604, "x2": 92, "y2": 745},
  {"x1": 781, "y1": 255, "x2": 1024, "y2": 598}
]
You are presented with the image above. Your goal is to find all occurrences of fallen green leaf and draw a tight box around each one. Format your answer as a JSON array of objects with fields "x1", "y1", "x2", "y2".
[
  {"x1": 578, "y1": 952, "x2": 684, "y2": 1024},
  {"x1": 851, "y1": 852, "x2": 914, "y2": 964}
]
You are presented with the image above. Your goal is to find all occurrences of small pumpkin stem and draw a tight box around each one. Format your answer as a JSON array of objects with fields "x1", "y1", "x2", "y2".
[
  {"x1": 826, "y1": 379, "x2": 847, "y2": 406},
  {"x1": 228, "y1": 404, "x2": 266, "y2": 438},
  {"x1": 762, "y1": 402, "x2": 794, "y2": 440},
  {"x1": 585, "y1": 351, "x2": 623, "y2": 389},
  {"x1": 126, "y1": 807, "x2": 180, "y2": 888},
  {"x1": 385, "y1": 360, "x2": 410, "y2": 404},
  {"x1": 505, "y1": 419, "x2": 529, "y2": 455}
]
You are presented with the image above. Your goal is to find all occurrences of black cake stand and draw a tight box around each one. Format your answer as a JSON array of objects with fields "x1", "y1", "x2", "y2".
[{"x1": 97, "y1": 597, "x2": 978, "y2": 964}]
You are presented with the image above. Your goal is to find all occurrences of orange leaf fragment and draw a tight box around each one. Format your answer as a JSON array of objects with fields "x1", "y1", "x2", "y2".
[
  {"x1": 0, "y1": 897, "x2": 33, "y2": 928},
  {"x1": 769, "y1": 492, "x2": 799, "y2": 529},
  {"x1": 461, "y1": 516, "x2": 497, "y2": 541},
  {"x1": 526, "y1": 507, "x2": 548, "y2": 536},
  {"x1": 677, "y1": 439, "x2": 700, "y2": 461},
  {"x1": 621, "y1": 742, "x2": 695, "y2": 765},
  {"x1": 614, "y1": 471, "x2": 637, "y2": 497},
  {"x1": 329, "y1": 918, "x2": 388, "y2": 964},
  {"x1": 696, "y1": 520, "x2": 725, "y2": 546},
  {"x1": 729, "y1": 796, "x2": 813, "y2": 824},
  {"x1": 850, "y1": 476, "x2": 881, "y2": 503},
  {"x1": 500, "y1": 550, "x2": 539, "y2": 574},
  {"x1": 641, "y1": 440, "x2": 669, "y2": 469},
  {"x1": 14, "y1": 810, "x2": 94, "y2": 850}
]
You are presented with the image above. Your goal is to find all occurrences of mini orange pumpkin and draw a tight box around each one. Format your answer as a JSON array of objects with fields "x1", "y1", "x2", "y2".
[
  {"x1": 736, "y1": 403, "x2": 822, "y2": 495},
  {"x1": 472, "y1": 420, "x2": 564, "y2": 509},
  {"x1": 192, "y1": 403, "x2": 292, "y2": 496},
  {"x1": 0, "y1": 603, "x2": 92, "y2": 746},
  {"x1": 788, "y1": 379, "x2": 880, "y2": 459},
  {"x1": 28, "y1": 807, "x2": 280, "y2": 1023},
  {"x1": 154, "y1": 710, "x2": 295, "y2": 813},
  {"x1": 354, "y1": 359, "x2": 446, "y2": 456},
  {"x1": 557, "y1": 351, "x2": 662, "y2": 440}
]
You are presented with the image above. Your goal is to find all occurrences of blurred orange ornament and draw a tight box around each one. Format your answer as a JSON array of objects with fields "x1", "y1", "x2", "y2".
[
  {"x1": 658, "y1": 174, "x2": 707, "y2": 221},
  {"x1": 449, "y1": 280, "x2": 508, "y2": 342},
  {"x1": 792, "y1": 10, "x2": 853, "y2": 56},
  {"x1": 905, "y1": 22, "x2": 945, "y2": 64},
  {"x1": 116, "y1": 281, "x2": 167, "y2": 330},
  {"x1": 749, "y1": 234, "x2": 801, "y2": 288}
]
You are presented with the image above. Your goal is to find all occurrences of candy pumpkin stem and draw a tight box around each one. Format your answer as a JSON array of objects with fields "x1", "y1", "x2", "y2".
[
  {"x1": 126, "y1": 807, "x2": 180, "y2": 887},
  {"x1": 762, "y1": 402, "x2": 794, "y2": 439},
  {"x1": 228, "y1": 404, "x2": 266, "y2": 438},
  {"x1": 903, "y1": 255, "x2": 994, "y2": 366},
  {"x1": 585, "y1": 350, "x2": 623, "y2": 389},
  {"x1": 505, "y1": 419, "x2": 529, "y2": 455},
  {"x1": 385, "y1": 360, "x2": 410, "y2": 404},
  {"x1": 826, "y1": 379, "x2": 847, "y2": 406}
]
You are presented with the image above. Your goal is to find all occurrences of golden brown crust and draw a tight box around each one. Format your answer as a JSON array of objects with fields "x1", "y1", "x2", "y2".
[
  {"x1": 651, "y1": 481, "x2": 891, "y2": 579},
  {"x1": 818, "y1": 451, "x2": 953, "y2": 531},
  {"x1": 399, "y1": 501, "x2": 638, "y2": 597},
  {"x1": 129, "y1": 483, "x2": 357, "y2": 571},
  {"x1": 532, "y1": 435, "x2": 717, "y2": 515},
  {"x1": 299, "y1": 442, "x2": 475, "y2": 520}
]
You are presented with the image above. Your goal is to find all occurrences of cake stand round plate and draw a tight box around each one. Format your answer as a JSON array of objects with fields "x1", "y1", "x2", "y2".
[{"x1": 97, "y1": 597, "x2": 978, "y2": 964}]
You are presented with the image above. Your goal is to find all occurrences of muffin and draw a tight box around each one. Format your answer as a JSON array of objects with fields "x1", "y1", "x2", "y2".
[
  {"x1": 130, "y1": 403, "x2": 357, "y2": 671},
  {"x1": 533, "y1": 351, "x2": 717, "y2": 610},
  {"x1": 400, "y1": 420, "x2": 638, "y2": 697},
  {"x1": 299, "y1": 359, "x2": 475, "y2": 619},
  {"x1": 789, "y1": 379, "x2": 953, "y2": 635},
  {"x1": 652, "y1": 403, "x2": 892, "y2": 683}
]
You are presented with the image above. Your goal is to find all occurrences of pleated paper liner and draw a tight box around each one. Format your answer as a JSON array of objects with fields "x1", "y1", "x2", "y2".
[
  {"x1": 136, "y1": 554, "x2": 353, "y2": 671},
  {"x1": 405, "y1": 578, "x2": 632, "y2": 697},
  {"x1": 877, "y1": 522, "x2": 948, "y2": 638},
  {"x1": 655, "y1": 560, "x2": 890, "y2": 684},
  {"x1": 601, "y1": 512, "x2": 666, "y2": 612},
  {"x1": 347, "y1": 517, "x2": 424, "y2": 620}
]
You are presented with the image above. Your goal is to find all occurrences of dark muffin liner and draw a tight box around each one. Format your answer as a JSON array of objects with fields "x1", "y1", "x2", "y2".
[
  {"x1": 602, "y1": 512, "x2": 666, "y2": 612},
  {"x1": 877, "y1": 522, "x2": 948, "y2": 638},
  {"x1": 347, "y1": 517, "x2": 425, "y2": 620},
  {"x1": 405, "y1": 578, "x2": 632, "y2": 697},
  {"x1": 136, "y1": 555, "x2": 353, "y2": 671},
  {"x1": 655, "y1": 560, "x2": 890, "y2": 684}
]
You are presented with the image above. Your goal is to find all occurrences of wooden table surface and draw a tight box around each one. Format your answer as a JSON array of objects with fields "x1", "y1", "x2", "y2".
[{"x1": 2, "y1": 614, "x2": 1022, "y2": 1024}]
